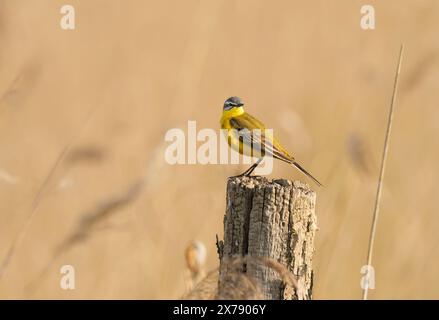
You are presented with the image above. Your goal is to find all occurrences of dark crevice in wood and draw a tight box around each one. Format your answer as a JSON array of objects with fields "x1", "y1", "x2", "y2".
[{"x1": 219, "y1": 176, "x2": 317, "y2": 300}]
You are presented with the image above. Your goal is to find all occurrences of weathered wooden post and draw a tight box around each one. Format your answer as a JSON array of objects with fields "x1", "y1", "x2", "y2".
[{"x1": 217, "y1": 176, "x2": 317, "y2": 300}]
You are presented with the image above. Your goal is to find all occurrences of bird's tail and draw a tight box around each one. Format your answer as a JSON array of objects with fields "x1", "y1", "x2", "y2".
[{"x1": 292, "y1": 161, "x2": 323, "y2": 187}]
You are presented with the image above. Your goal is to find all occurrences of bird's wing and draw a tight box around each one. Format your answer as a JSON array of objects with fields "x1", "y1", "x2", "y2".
[
  {"x1": 230, "y1": 113, "x2": 322, "y2": 186},
  {"x1": 232, "y1": 112, "x2": 266, "y2": 130},
  {"x1": 230, "y1": 113, "x2": 294, "y2": 163}
]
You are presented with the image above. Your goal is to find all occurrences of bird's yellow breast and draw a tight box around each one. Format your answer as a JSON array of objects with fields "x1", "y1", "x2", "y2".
[
  {"x1": 220, "y1": 107, "x2": 245, "y2": 129},
  {"x1": 220, "y1": 107, "x2": 259, "y2": 156}
]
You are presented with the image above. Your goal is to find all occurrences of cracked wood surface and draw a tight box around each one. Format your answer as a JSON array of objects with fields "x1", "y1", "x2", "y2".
[{"x1": 218, "y1": 176, "x2": 317, "y2": 300}]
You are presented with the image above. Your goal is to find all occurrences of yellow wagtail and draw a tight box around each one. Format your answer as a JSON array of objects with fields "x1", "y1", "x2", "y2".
[{"x1": 220, "y1": 96, "x2": 322, "y2": 186}]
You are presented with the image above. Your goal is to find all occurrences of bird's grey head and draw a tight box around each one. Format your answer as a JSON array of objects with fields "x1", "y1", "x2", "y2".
[{"x1": 223, "y1": 96, "x2": 244, "y2": 110}]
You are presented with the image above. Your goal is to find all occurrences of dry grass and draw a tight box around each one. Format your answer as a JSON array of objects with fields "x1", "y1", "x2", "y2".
[
  {"x1": 183, "y1": 256, "x2": 298, "y2": 300},
  {"x1": 0, "y1": 0, "x2": 439, "y2": 299},
  {"x1": 363, "y1": 44, "x2": 404, "y2": 300},
  {"x1": 184, "y1": 240, "x2": 207, "y2": 292}
]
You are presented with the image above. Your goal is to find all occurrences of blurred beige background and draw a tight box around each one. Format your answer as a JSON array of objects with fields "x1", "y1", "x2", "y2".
[{"x1": 0, "y1": 0, "x2": 438, "y2": 299}]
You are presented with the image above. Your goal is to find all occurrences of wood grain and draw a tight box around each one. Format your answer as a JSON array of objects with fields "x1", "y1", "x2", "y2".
[{"x1": 218, "y1": 176, "x2": 317, "y2": 300}]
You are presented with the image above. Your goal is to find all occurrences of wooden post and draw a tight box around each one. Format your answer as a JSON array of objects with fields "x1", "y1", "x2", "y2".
[{"x1": 217, "y1": 176, "x2": 317, "y2": 300}]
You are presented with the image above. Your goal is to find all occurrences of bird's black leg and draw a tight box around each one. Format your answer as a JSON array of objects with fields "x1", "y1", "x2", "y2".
[
  {"x1": 243, "y1": 158, "x2": 263, "y2": 176},
  {"x1": 233, "y1": 158, "x2": 264, "y2": 177}
]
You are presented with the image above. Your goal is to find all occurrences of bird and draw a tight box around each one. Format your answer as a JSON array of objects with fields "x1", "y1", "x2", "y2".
[{"x1": 220, "y1": 96, "x2": 322, "y2": 186}]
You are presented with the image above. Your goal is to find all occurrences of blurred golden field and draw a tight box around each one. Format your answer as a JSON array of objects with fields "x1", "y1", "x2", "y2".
[{"x1": 1, "y1": 0, "x2": 438, "y2": 299}]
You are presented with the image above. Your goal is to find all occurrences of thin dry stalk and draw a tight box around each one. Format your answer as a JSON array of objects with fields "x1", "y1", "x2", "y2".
[
  {"x1": 0, "y1": 109, "x2": 96, "y2": 278},
  {"x1": 363, "y1": 44, "x2": 404, "y2": 300},
  {"x1": 55, "y1": 179, "x2": 144, "y2": 255},
  {"x1": 24, "y1": 179, "x2": 145, "y2": 294}
]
